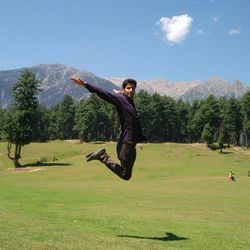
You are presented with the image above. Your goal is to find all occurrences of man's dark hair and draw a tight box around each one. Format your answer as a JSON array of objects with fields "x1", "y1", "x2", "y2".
[{"x1": 122, "y1": 78, "x2": 137, "y2": 89}]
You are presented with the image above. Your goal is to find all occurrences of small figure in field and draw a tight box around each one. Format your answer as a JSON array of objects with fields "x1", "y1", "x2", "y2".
[
  {"x1": 228, "y1": 171, "x2": 236, "y2": 182},
  {"x1": 70, "y1": 77, "x2": 147, "y2": 181}
]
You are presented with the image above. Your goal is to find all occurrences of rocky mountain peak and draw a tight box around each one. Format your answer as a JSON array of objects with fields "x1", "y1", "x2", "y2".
[{"x1": 0, "y1": 64, "x2": 249, "y2": 108}]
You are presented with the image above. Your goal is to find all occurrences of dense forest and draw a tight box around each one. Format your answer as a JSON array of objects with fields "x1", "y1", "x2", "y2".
[{"x1": 1, "y1": 70, "x2": 250, "y2": 150}]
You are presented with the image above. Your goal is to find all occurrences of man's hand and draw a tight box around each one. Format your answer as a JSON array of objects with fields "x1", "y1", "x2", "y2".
[
  {"x1": 70, "y1": 77, "x2": 87, "y2": 87},
  {"x1": 113, "y1": 89, "x2": 121, "y2": 94}
]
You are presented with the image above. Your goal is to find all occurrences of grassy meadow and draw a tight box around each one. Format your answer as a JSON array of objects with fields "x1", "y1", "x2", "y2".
[{"x1": 0, "y1": 141, "x2": 249, "y2": 250}]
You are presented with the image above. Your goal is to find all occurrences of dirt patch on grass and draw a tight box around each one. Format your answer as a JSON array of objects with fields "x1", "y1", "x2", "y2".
[
  {"x1": 233, "y1": 147, "x2": 250, "y2": 154},
  {"x1": 190, "y1": 143, "x2": 207, "y2": 149},
  {"x1": 8, "y1": 167, "x2": 43, "y2": 173},
  {"x1": 191, "y1": 143, "x2": 250, "y2": 154},
  {"x1": 65, "y1": 140, "x2": 80, "y2": 144}
]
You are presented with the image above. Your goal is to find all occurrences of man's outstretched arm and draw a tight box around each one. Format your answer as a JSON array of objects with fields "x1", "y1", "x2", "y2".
[
  {"x1": 70, "y1": 77, "x2": 87, "y2": 87},
  {"x1": 70, "y1": 77, "x2": 120, "y2": 105}
]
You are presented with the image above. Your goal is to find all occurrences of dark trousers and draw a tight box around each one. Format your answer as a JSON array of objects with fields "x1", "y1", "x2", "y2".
[{"x1": 102, "y1": 142, "x2": 136, "y2": 180}]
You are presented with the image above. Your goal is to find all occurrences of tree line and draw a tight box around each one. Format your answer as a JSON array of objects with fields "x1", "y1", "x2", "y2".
[{"x1": 1, "y1": 70, "x2": 250, "y2": 167}]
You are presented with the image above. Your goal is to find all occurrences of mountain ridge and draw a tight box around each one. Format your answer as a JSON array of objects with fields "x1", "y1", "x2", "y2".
[{"x1": 0, "y1": 64, "x2": 249, "y2": 108}]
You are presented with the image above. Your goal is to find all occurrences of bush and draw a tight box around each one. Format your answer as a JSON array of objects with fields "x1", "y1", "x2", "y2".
[
  {"x1": 36, "y1": 156, "x2": 48, "y2": 165},
  {"x1": 208, "y1": 143, "x2": 219, "y2": 150}
]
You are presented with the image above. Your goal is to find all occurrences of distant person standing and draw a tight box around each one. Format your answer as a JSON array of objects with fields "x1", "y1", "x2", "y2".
[
  {"x1": 228, "y1": 171, "x2": 236, "y2": 182},
  {"x1": 70, "y1": 77, "x2": 147, "y2": 180}
]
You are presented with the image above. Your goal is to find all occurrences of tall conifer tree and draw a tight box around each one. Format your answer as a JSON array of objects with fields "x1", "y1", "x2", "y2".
[{"x1": 2, "y1": 70, "x2": 41, "y2": 167}]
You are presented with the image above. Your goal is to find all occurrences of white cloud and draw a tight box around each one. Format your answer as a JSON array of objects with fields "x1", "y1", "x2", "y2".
[
  {"x1": 156, "y1": 14, "x2": 193, "y2": 44},
  {"x1": 228, "y1": 27, "x2": 241, "y2": 35},
  {"x1": 197, "y1": 29, "x2": 204, "y2": 34},
  {"x1": 211, "y1": 16, "x2": 220, "y2": 22}
]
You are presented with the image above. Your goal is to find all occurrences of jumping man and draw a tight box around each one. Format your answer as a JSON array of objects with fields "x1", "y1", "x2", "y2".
[{"x1": 70, "y1": 77, "x2": 147, "y2": 180}]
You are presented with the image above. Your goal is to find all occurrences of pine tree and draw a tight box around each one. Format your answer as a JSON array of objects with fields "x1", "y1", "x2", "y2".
[
  {"x1": 202, "y1": 123, "x2": 215, "y2": 146},
  {"x1": 241, "y1": 91, "x2": 250, "y2": 147},
  {"x1": 0, "y1": 108, "x2": 4, "y2": 140},
  {"x1": 2, "y1": 70, "x2": 41, "y2": 167},
  {"x1": 192, "y1": 95, "x2": 221, "y2": 143},
  {"x1": 56, "y1": 95, "x2": 76, "y2": 139},
  {"x1": 134, "y1": 90, "x2": 153, "y2": 141}
]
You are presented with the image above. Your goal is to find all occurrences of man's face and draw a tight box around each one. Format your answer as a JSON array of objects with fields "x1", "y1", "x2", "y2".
[{"x1": 122, "y1": 83, "x2": 136, "y2": 99}]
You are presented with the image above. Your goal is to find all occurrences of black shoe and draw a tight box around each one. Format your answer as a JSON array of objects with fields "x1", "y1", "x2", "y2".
[
  {"x1": 86, "y1": 148, "x2": 106, "y2": 162},
  {"x1": 86, "y1": 151, "x2": 94, "y2": 158}
]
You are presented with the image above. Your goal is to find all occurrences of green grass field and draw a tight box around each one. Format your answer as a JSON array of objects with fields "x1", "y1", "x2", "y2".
[{"x1": 0, "y1": 141, "x2": 249, "y2": 250}]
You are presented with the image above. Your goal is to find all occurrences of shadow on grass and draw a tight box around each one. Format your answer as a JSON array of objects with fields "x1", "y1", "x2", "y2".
[
  {"x1": 117, "y1": 232, "x2": 188, "y2": 242},
  {"x1": 22, "y1": 162, "x2": 72, "y2": 168}
]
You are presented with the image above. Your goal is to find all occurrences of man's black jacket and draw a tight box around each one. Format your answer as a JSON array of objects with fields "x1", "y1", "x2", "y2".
[{"x1": 85, "y1": 83, "x2": 147, "y2": 144}]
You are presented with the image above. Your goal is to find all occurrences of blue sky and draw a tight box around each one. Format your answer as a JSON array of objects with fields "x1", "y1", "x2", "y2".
[{"x1": 1, "y1": 0, "x2": 250, "y2": 84}]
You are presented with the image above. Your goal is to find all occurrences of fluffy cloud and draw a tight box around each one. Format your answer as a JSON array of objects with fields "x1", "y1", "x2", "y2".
[
  {"x1": 197, "y1": 29, "x2": 204, "y2": 34},
  {"x1": 211, "y1": 16, "x2": 220, "y2": 22},
  {"x1": 228, "y1": 27, "x2": 241, "y2": 35},
  {"x1": 156, "y1": 14, "x2": 193, "y2": 44}
]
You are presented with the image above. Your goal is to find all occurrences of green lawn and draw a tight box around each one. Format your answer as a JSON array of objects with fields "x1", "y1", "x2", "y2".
[{"x1": 0, "y1": 141, "x2": 249, "y2": 250}]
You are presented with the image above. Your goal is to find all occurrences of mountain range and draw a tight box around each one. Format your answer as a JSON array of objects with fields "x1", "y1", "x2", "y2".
[{"x1": 0, "y1": 64, "x2": 249, "y2": 108}]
